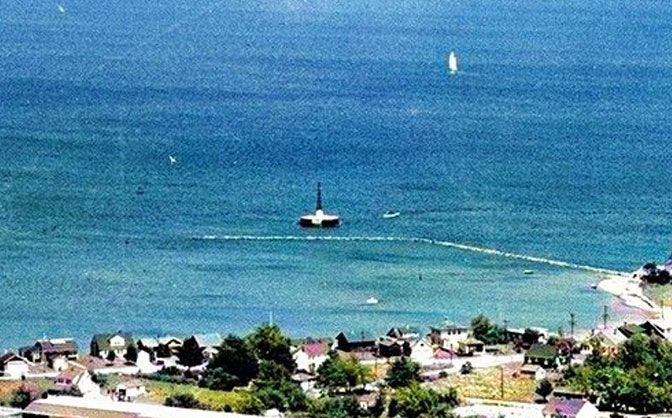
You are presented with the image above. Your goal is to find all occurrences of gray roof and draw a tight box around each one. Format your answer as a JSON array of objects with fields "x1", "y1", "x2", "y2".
[{"x1": 192, "y1": 333, "x2": 223, "y2": 348}]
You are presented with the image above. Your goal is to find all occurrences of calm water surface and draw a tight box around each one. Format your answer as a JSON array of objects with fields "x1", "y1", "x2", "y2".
[{"x1": 1, "y1": 0, "x2": 671, "y2": 348}]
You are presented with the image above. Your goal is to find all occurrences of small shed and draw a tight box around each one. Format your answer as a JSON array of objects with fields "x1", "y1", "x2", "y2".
[
  {"x1": 115, "y1": 380, "x2": 146, "y2": 401},
  {"x1": 519, "y1": 364, "x2": 547, "y2": 381}
]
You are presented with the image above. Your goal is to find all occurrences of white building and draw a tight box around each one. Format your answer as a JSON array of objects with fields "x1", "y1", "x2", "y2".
[
  {"x1": 409, "y1": 338, "x2": 434, "y2": 364},
  {"x1": 0, "y1": 354, "x2": 31, "y2": 379},
  {"x1": 90, "y1": 332, "x2": 134, "y2": 359},
  {"x1": 293, "y1": 342, "x2": 329, "y2": 373},
  {"x1": 429, "y1": 324, "x2": 469, "y2": 351},
  {"x1": 116, "y1": 379, "x2": 147, "y2": 401}
]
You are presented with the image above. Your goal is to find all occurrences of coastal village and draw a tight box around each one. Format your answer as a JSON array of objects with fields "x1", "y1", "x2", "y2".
[{"x1": 3, "y1": 267, "x2": 672, "y2": 418}]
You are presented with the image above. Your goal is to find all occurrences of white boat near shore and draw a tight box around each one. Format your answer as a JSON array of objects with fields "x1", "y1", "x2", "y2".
[{"x1": 366, "y1": 297, "x2": 379, "y2": 305}]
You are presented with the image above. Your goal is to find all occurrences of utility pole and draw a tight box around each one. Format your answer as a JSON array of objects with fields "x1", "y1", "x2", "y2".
[
  {"x1": 602, "y1": 305, "x2": 609, "y2": 329},
  {"x1": 500, "y1": 366, "x2": 504, "y2": 399},
  {"x1": 569, "y1": 313, "x2": 576, "y2": 338}
]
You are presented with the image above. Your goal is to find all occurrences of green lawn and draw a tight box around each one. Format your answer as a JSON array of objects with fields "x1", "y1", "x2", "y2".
[{"x1": 143, "y1": 380, "x2": 249, "y2": 412}]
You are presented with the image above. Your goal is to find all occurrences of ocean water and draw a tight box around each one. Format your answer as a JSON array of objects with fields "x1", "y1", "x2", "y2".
[{"x1": 1, "y1": 0, "x2": 672, "y2": 349}]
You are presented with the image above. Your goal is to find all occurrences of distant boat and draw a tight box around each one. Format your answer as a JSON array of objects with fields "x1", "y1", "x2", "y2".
[
  {"x1": 366, "y1": 297, "x2": 379, "y2": 305},
  {"x1": 447, "y1": 51, "x2": 459, "y2": 75},
  {"x1": 299, "y1": 183, "x2": 341, "y2": 228},
  {"x1": 382, "y1": 211, "x2": 400, "y2": 219},
  {"x1": 57, "y1": 4, "x2": 65, "y2": 13},
  {"x1": 523, "y1": 270, "x2": 534, "y2": 275}
]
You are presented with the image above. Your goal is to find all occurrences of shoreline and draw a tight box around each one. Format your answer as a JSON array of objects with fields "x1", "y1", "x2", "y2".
[{"x1": 597, "y1": 272, "x2": 661, "y2": 319}]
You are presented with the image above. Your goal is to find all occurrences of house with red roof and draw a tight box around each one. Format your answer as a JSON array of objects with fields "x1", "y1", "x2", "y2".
[
  {"x1": 542, "y1": 399, "x2": 598, "y2": 418},
  {"x1": 293, "y1": 341, "x2": 330, "y2": 373}
]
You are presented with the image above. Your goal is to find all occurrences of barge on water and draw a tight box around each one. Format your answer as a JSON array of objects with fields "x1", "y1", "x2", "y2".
[{"x1": 299, "y1": 183, "x2": 341, "y2": 228}]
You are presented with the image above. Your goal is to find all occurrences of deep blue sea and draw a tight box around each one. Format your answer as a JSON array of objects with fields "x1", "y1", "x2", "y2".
[{"x1": 1, "y1": 0, "x2": 672, "y2": 349}]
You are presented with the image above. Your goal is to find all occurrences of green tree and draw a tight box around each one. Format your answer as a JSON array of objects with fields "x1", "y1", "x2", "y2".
[
  {"x1": 124, "y1": 344, "x2": 138, "y2": 363},
  {"x1": 165, "y1": 393, "x2": 201, "y2": 409},
  {"x1": 247, "y1": 323, "x2": 296, "y2": 372},
  {"x1": 253, "y1": 361, "x2": 308, "y2": 411},
  {"x1": 177, "y1": 337, "x2": 204, "y2": 368},
  {"x1": 316, "y1": 355, "x2": 370, "y2": 392},
  {"x1": 386, "y1": 357, "x2": 421, "y2": 388},
  {"x1": 536, "y1": 378, "x2": 553, "y2": 401},
  {"x1": 200, "y1": 368, "x2": 239, "y2": 391},
  {"x1": 9, "y1": 386, "x2": 37, "y2": 409},
  {"x1": 209, "y1": 335, "x2": 259, "y2": 386},
  {"x1": 237, "y1": 393, "x2": 264, "y2": 415},
  {"x1": 106, "y1": 350, "x2": 116, "y2": 362},
  {"x1": 391, "y1": 383, "x2": 458, "y2": 418},
  {"x1": 311, "y1": 396, "x2": 364, "y2": 418},
  {"x1": 471, "y1": 315, "x2": 506, "y2": 345},
  {"x1": 565, "y1": 333, "x2": 672, "y2": 413}
]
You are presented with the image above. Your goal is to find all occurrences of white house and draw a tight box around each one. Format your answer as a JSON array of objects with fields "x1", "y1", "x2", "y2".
[
  {"x1": 293, "y1": 342, "x2": 329, "y2": 373},
  {"x1": 0, "y1": 354, "x2": 31, "y2": 379},
  {"x1": 90, "y1": 332, "x2": 134, "y2": 359},
  {"x1": 409, "y1": 338, "x2": 434, "y2": 364},
  {"x1": 429, "y1": 324, "x2": 469, "y2": 351},
  {"x1": 115, "y1": 380, "x2": 146, "y2": 401}
]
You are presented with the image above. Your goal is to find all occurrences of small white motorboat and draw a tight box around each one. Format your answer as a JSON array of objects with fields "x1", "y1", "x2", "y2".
[
  {"x1": 366, "y1": 297, "x2": 379, "y2": 305},
  {"x1": 382, "y1": 211, "x2": 400, "y2": 219}
]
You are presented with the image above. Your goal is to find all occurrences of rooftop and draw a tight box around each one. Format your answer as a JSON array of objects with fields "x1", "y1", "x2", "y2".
[
  {"x1": 25, "y1": 396, "x2": 262, "y2": 418},
  {"x1": 525, "y1": 344, "x2": 558, "y2": 359},
  {"x1": 542, "y1": 399, "x2": 587, "y2": 417}
]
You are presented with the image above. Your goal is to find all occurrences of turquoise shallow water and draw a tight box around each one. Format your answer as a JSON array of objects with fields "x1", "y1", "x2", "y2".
[{"x1": 1, "y1": 0, "x2": 671, "y2": 348}]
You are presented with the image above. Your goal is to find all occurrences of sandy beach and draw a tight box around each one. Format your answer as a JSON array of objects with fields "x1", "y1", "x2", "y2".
[{"x1": 598, "y1": 273, "x2": 660, "y2": 315}]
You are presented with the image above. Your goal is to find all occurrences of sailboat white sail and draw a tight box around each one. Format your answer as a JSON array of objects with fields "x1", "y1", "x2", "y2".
[{"x1": 448, "y1": 51, "x2": 458, "y2": 75}]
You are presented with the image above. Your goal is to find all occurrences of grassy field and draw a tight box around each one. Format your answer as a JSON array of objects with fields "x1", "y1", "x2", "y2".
[
  {"x1": 0, "y1": 379, "x2": 55, "y2": 405},
  {"x1": 143, "y1": 380, "x2": 249, "y2": 411},
  {"x1": 437, "y1": 366, "x2": 537, "y2": 403}
]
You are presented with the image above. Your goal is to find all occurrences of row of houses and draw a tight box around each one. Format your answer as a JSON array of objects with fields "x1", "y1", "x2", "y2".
[
  {"x1": 1, "y1": 332, "x2": 227, "y2": 380},
  {"x1": 2, "y1": 319, "x2": 558, "y2": 382}
]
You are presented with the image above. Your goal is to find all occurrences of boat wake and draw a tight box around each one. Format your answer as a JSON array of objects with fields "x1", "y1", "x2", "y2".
[{"x1": 190, "y1": 234, "x2": 628, "y2": 276}]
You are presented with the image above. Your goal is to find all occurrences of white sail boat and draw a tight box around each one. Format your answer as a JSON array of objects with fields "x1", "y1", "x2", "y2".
[{"x1": 447, "y1": 51, "x2": 458, "y2": 75}]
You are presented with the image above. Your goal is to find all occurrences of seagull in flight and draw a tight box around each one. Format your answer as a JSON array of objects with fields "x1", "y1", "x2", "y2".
[{"x1": 168, "y1": 155, "x2": 177, "y2": 165}]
